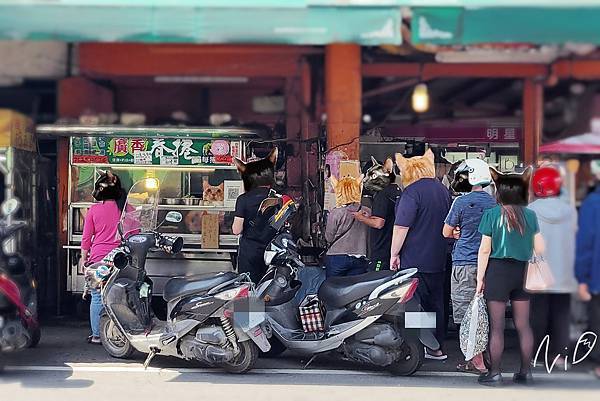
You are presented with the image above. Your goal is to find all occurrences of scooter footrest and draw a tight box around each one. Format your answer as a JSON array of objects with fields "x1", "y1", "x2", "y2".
[{"x1": 160, "y1": 333, "x2": 176, "y2": 346}]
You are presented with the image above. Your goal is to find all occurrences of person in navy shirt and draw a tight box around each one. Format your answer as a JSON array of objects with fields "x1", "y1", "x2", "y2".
[{"x1": 390, "y1": 149, "x2": 451, "y2": 360}]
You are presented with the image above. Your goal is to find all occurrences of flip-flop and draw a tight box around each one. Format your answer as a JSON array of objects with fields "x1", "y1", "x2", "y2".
[{"x1": 424, "y1": 347, "x2": 448, "y2": 361}]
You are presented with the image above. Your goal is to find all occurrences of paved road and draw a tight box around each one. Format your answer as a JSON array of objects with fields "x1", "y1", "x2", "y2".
[{"x1": 1, "y1": 320, "x2": 599, "y2": 400}]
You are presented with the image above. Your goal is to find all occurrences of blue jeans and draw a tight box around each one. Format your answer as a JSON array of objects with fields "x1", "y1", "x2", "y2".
[
  {"x1": 90, "y1": 289, "x2": 104, "y2": 337},
  {"x1": 325, "y1": 255, "x2": 368, "y2": 278}
]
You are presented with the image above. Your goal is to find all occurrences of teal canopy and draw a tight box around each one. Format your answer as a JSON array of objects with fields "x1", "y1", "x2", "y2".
[
  {"x1": 0, "y1": 1, "x2": 402, "y2": 45},
  {"x1": 412, "y1": 3, "x2": 600, "y2": 45}
]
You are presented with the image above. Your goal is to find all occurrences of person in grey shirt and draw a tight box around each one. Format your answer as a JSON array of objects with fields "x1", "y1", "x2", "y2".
[{"x1": 325, "y1": 176, "x2": 371, "y2": 278}]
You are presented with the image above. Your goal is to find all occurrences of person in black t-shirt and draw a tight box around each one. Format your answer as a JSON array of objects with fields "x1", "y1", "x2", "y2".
[
  {"x1": 232, "y1": 148, "x2": 278, "y2": 283},
  {"x1": 353, "y1": 157, "x2": 402, "y2": 271}
]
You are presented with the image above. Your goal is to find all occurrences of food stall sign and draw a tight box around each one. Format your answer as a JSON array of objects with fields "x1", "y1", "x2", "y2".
[{"x1": 71, "y1": 136, "x2": 241, "y2": 166}]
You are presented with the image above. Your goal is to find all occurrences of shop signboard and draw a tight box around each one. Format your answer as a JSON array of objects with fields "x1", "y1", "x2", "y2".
[
  {"x1": 386, "y1": 122, "x2": 521, "y2": 143},
  {"x1": 0, "y1": 109, "x2": 36, "y2": 152},
  {"x1": 71, "y1": 136, "x2": 241, "y2": 166}
]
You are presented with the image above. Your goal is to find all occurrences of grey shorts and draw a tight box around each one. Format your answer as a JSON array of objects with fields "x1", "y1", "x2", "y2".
[{"x1": 451, "y1": 264, "x2": 478, "y2": 324}]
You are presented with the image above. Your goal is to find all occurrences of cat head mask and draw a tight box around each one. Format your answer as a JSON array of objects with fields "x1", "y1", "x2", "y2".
[
  {"x1": 363, "y1": 156, "x2": 395, "y2": 193},
  {"x1": 330, "y1": 175, "x2": 362, "y2": 207},
  {"x1": 233, "y1": 148, "x2": 277, "y2": 192},
  {"x1": 490, "y1": 166, "x2": 532, "y2": 206},
  {"x1": 395, "y1": 148, "x2": 435, "y2": 188}
]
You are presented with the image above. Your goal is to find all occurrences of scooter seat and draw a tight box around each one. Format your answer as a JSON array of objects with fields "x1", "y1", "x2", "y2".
[
  {"x1": 318, "y1": 270, "x2": 394, "y2": 309},
  {"x1": 163, "y1": 271, "x2": 238, "y2": 302}
]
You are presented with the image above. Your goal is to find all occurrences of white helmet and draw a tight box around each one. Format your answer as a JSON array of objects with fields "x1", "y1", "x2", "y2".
[{"x1": 452, "y1": 158, "x2": 491, "y2": 193}]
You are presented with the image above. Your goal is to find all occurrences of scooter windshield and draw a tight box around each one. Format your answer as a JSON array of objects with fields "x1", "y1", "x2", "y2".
[{"x1": 120, "y1": 178, "x2": 160, "y2": 238}]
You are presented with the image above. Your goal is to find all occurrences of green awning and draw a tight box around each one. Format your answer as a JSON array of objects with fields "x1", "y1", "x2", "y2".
[
  {"x1": 413, "y1": 5, "x2": 600, "y2": 45},
  {"x1": 0, "y1": 1, "x2": 401, "y2": 45}
]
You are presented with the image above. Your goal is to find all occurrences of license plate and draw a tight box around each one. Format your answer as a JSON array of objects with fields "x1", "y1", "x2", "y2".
[{"x1": 247, "y1": 324, "x2": 271, "y2": 352}]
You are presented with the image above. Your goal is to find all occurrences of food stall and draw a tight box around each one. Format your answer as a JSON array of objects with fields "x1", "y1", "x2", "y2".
[
  {"x1": 37, "y1": 125, "x2": 259, "y2": 296},
  {"x1": 0, "y1": 109, "x2": 40, "y2": 253}
]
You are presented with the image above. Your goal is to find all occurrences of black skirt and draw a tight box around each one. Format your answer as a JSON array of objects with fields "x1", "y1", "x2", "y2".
[{"x1": 484, "y1": 258, "x2": 530, "y2": 302}]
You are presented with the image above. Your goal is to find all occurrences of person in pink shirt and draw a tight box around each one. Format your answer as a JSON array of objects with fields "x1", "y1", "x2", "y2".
[{"x1": 79, "y1": 171, "x2": 125, "y2": 344}]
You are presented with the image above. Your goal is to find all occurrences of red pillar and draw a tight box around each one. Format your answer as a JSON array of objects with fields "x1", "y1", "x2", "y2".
[
  {"x1": 325, "y1": 44, "x2": 362, "y2": 159},
  {"x1": 522, "y1": 79, "x2": 543, "y2": 166}
]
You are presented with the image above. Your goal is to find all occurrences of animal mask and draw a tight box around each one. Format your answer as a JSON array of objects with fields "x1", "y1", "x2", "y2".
[
  {"x1": 363, "y1": 156, "x2": 395, "y2": 193},
  {"x1": 489, "y1": 166, "x2": 532, "y2": 206},
  {"x1": 92, "y1": 170, "x2": 122, "y2": 201},
  {"x1": 330, "y1": 175, "x2": 362, "y2": 207},
  {"x1": 202, "y1": 178, "x2": 224, "y2": 205},
  {"x1": 234, "y1": 148, "x2": 277, "y2": 192},
  {"x1": 395, "y1": 148, "x2": 435, "y2": 188}
]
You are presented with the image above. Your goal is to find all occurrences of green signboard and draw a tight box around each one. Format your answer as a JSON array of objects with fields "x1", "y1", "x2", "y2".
[{"x1": 71, "y1": 136, "x2": 240, "y2": 166}]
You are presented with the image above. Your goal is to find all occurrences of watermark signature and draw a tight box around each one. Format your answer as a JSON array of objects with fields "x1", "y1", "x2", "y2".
[{"x1": 533, "y1": 331, "x2": 598, "y2": 373}]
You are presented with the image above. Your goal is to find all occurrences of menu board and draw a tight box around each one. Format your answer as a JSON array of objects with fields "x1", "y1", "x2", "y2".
[
  {"x1": 71, "y1": 136, "x2": 242, "y2": 166},
  {"x1": 201, "y1": 213, "x2": 220, "y2": 249}
]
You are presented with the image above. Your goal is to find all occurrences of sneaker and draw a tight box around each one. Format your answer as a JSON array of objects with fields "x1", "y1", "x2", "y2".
[{"x1": 90, "y1": 336, "x2": 101, "y2": 345}]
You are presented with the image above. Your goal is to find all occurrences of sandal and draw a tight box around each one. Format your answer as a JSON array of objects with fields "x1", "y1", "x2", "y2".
[{"x1": 457, "y1": 360, "x2": 488, "y2": 375}]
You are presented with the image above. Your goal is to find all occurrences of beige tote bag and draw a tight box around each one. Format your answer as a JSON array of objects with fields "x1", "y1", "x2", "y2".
[{"x1": 525, "y1": 253, "x2": 555, "y2": 292}]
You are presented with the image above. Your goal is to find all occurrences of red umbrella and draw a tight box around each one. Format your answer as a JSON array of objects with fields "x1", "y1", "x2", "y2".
[{"x1": 540, "y1": 132, "x2": 600, "y2": 154}]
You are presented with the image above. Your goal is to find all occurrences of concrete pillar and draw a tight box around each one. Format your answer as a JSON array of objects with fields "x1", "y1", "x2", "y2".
[{"x1": 325, "y1": 44, "x2": 362, "y2": 159}]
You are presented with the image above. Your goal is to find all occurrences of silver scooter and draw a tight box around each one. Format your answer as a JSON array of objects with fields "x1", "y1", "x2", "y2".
[{"x1": 97, "y1": 178, "x2": 270, "y2": 374}]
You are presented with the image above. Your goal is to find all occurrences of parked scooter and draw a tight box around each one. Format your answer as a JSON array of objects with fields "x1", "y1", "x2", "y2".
[
  {"x1": 98, "y1": 178, "x2": 270, "y2": 374},
  {"x1": 255, "y1": 193, "x2": 439, "y2": 376},
  {"x1": 0, "y1": 199, "x2": 40, "y2": 370}
]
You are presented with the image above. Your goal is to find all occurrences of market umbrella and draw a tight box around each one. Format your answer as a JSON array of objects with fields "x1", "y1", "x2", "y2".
[{"x1": 540, "y1": 132, "x2": 600, "y2": 154}]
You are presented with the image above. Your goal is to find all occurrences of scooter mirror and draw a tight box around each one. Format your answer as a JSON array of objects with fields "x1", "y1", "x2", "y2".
[
  {"x1": 165, "y1": 211, "x2": 183, "y2": 223},
  {"x1": 1, "y1": 198, "x2": 20, "y2": 217}
]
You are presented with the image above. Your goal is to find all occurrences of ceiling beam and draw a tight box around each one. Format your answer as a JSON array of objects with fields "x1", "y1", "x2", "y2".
[
  {"x1": 79, "y1": 43, "x2": 312, "y2": 78},
  {"x1": 362, "y1": 78, "x2": 419, "y2": 101},
  {"x1": 552, "y1": 60, "x2": 600, "y2": 80},
  {"x1": 463, "y1": 79, "x2": 515, "y2": 106},
  {"x1": 363, "y1": 62, "x2": 547, "y2": 79}
]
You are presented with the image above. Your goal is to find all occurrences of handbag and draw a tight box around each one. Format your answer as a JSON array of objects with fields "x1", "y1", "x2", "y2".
[{"x1": 525, "y1": 253, "x2": 555, "y2": 292}]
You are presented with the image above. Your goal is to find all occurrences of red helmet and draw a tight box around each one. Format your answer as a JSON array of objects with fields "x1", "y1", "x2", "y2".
[{"x1": 532, "y1": 166, "x2": 562, "y2": 197}]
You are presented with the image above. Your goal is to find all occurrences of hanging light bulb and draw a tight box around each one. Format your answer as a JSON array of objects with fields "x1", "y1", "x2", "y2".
[{"x1": 412, "y1": 83, "x2": 429, "y2": 113}]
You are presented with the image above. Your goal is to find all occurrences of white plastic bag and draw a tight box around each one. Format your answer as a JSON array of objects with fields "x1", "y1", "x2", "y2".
[{"x1": 459, "y1": 294, "x2": 489, "y2": 361}]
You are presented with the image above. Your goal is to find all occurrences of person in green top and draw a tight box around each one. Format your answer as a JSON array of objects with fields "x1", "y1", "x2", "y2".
[{"x1": 475, "y1": 167, "x2": 545, "y2": 387}]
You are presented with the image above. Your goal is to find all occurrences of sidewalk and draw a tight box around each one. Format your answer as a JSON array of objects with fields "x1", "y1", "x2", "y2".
[{"x1": 5, "y1": 317, "x2": 595, "y2": 376}]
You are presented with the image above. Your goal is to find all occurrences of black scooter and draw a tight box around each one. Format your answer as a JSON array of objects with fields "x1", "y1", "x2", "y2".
[{"x1": 256, "y1": 194, "x2": 438, "y2": 376}]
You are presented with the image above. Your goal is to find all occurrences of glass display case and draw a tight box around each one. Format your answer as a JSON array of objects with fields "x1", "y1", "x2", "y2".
[{"x1": 44, "y1": 125, "x2": 259, "y2": 295}]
